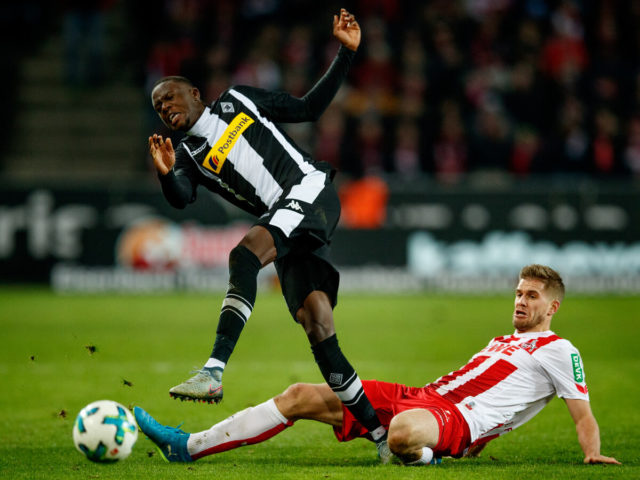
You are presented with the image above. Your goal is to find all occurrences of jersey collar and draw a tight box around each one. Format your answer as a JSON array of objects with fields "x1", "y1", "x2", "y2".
[
  {"x1": 512, "y1": 330, "x2": 555, "y2": 338},
  {"x1": 187, "y1": 106, "x2": 214, "y2": 137}
]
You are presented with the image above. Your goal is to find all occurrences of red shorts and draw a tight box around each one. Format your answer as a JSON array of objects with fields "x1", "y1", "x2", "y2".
[{"x1": 333, "y1": 380, "x2": 471, "y2": 457}]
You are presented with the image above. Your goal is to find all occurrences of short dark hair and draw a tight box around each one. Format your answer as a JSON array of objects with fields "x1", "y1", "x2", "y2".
[
  {"x1": 152, "y1": 76, "x2": 194, "y2": 89},
  {"x1": 519, "y1": 264, "x2": 565, "y2": 302}
]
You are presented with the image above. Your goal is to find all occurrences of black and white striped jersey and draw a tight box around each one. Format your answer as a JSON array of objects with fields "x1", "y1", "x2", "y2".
[{"x1": 159, "y1": 46, "x2": 355, "y2": 218}]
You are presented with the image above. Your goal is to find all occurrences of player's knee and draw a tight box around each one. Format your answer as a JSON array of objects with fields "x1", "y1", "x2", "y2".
[
  {"x1": 388, "y1": 414, "x2": 425, "y2": 457},
  {"x1": 281, "y1": 382, "x2": 308, "y2": 400},
  {"x1": 301, "y1": 317, "x2": 335, "y2": 344},
  {"x1": 275, "y1": 383, "x2": 313, "y2": 419},
  {"x1": 387, "y1": 424, "x2": 414, "y2": 456},
  {"x1": 229, "y1": 244, "x2": 261, "y2": 271},
  {"x1": 297, "y1": 293, "x2": 335, "y2": 343}
]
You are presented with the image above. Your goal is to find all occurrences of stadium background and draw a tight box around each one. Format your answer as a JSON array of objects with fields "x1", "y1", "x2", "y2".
[
  {"x1": 1, "y1": 0, "x2": 640, "y2": 291},
  {"x1": 1, "y1": 2, "x2": 639, "y2": 478}
]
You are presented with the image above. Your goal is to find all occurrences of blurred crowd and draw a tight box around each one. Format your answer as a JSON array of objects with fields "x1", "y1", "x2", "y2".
[{"x1": 129, "y1": 1, "x2": 640, "y2": 182}]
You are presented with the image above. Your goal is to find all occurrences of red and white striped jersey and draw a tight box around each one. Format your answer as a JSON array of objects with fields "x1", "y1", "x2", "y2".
[{"x1": 427, "y1": 330, "x2": 589, "y2": 444}]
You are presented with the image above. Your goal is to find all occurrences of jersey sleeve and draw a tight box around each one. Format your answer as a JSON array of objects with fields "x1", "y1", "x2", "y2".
[
  {"x1": 234, "y1": 45, "x2": 355, "y2": 123},
  {"x1": 535, "y1": 339, "x2": 589, "y2": 401},
  {"x1": 158, "y1": 142, "x2": 198, "y2": 209}
]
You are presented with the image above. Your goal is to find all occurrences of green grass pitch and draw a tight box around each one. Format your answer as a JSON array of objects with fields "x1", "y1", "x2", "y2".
[{"x1": 0, "y1": 288, "x2": 638, "y2": 479}]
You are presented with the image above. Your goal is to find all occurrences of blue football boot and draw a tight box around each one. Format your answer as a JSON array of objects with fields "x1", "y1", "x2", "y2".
[{"x1": 134, "y1": 406, "x2": 193, "y2": 462}]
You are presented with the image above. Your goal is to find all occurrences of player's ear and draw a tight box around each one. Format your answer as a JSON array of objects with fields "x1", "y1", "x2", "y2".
[
  {"x1": 190, "y1": 87, "x2": 201, "y2": 102},
  {"x1": 548, "y1": 299, "x2": 560, "y2": 316}
]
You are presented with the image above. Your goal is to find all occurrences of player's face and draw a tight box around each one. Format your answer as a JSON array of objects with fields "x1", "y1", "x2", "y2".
[
  {"x1": 151, "y1": 81, "x2": 204, "y2": 131},
  {"x1": 512, "y1": 278, "x2": 558, "y2": 333}
]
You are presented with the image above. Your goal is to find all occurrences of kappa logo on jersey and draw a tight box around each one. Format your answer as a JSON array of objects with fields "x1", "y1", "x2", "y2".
[
  {"x1": 571, "y1": 353, "x2": 584, "y2": 382},
  {"x1": 285, "y1": 200, "x2": 303, "y2": 212},
  {"x1": 203, "y1": 113, "x2": 254, "y2": 174},
  {"x1": 221, "y1": 102, "x2": 234, "y2": 113}
]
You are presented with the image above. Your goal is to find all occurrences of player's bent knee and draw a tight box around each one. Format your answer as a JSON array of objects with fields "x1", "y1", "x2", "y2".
[
  {"x1": 387, "y1": 424, "x2": 414, "y2": 456},
  {"x1": 274, "y1": 383, "x2": 313, "y2": 419},
  {"x1": 296, "y1": 306, "x2": 335, "y2": 344},
  {"x1": 388, "y1": 409, "x2": 439, "y2": 456}
]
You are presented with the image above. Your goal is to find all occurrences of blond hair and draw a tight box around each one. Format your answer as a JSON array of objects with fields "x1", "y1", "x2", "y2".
[{"x1": 519, "y1": 264, "x2": 565, "y2": 302}]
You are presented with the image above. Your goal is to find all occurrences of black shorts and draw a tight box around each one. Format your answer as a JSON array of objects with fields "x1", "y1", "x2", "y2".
[{"x1": 255, "y1": 172, "x2": 340, "y2": 319}]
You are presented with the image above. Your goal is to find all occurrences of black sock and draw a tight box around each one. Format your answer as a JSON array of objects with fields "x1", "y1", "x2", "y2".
[
  {"x1": 311, "y1": 334, "x2": 387, "y2": 441},
  {"x1": 210, "y1": 245, "x2": 262, "y2": 363}
]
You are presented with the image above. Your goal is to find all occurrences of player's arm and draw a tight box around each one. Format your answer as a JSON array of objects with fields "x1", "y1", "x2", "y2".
[
  {"x1": 149, "y1": 134, "x2": 197, "y2": 209},
  {"x1": 564, "y1": 398, "x2": 620, "y2": 464},
  {"x1": 238, "y1": 9, "x2": 359, "y2": 123}
]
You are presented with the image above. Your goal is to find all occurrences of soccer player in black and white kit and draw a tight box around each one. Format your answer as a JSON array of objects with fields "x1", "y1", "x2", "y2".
[{"x1": 148, "y1": 8, "x2": 392, "y2": 460}]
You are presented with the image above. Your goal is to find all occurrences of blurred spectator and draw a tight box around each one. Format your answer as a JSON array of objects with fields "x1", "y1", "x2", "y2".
[
  {"x1": 624, "y1": 115, "x2": 640, "y2": 176},
  {"x1": 62, "y1": 0, "x2": 114, "y2": 87},
  {"x1": 314, "y1": 104, "x2": 347, "y2": 170},
  {"x1": 232, "y1": 44, "x2": 282, "y2": 90},
  {"x1": 510, "y1": 126, "x2": 542, "y2": 175},
  {"x1": 203, "y1": 44, "x2": 231, "y2": 99},
  {"x1": 551, "y1": 95, "x2": 590, "y2": 173},
  {"x1": 231, "y1": 24, "x2": 283, "y2": 89},
  {"x1": 146, "y1": 37, "x2": 196, "y2": 89},
  {"x1": 353, "y1": 113, "x2": 387, "y2": 176},
  {"x1": 470, "y1": 102, "x2": 512, "y2": 171},
  {"x1": 540, "y1": 0, "x2": 588, "y2": 88},
  {"x1": 392, "y1": 118, "x2": 421, "y2": 178},
  {"x1": 429, "y1": 100, "x2": 466, "y2": 180},
  {"x1": 345, "y1": 16, "x2": 398, "y2": 119},
  {"x1": 429, "y1": 20, "x2": 466, "y2": 102},
  {"x1": 589, "y1": 108, "x2": 623, "y2": 175},
  {"x1": 514, "y1": 18, "x2": 544, "y2": 62},
  {"x1": 504, "y1": 59, "x2": 547, "y2": 133}
]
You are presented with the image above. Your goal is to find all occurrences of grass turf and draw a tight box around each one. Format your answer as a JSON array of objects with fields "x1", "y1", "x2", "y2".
[{"x1": 0, "y1": 288, "x2": 638, "y2": 479}]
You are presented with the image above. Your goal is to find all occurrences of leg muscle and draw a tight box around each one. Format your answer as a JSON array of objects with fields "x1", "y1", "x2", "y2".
[
  {"x1": 274, "y1": 383, "x2": 343, "y2": 428},
  {"x1": 388, "y1": 409, "x2": 440, "y2": 462}
]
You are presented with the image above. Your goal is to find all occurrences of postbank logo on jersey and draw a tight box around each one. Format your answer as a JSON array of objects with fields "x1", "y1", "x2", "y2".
[{"x1": 203, "y1": 112, "x2": 254, "y2": 174}]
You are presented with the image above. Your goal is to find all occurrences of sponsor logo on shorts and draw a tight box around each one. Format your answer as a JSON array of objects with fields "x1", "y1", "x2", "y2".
[
  {"x1": 286, "y1": 200, "x2": 303, "y2": 212},
  {"x1": 329, "y1": 373, "x2": 343, "y2": 385},
  {"x1": 571, "y1": 353, "x2": 584, "y2": 382},
  {"x1": 202, "y1": 112, "x2": 254, "y2": 174}
]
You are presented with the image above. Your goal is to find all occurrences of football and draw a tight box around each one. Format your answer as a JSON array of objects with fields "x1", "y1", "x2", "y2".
[{"x1": 72, "y1": 400, "x2": 138, "y2": 463}]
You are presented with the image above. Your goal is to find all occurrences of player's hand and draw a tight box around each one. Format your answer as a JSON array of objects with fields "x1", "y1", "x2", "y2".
[
  {"x1": 148, "y1": 134, "x2": 175, "y2": 175},
  {"x1": 584, "y1": 454, "x2": 621, "y2": 465},
  {"x1": 333, "y1": 8, "x2": 360, "y2": 51}
]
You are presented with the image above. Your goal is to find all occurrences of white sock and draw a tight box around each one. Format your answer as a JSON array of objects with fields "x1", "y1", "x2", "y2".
[
  {"x1": 187, "y1": 398, "x2": 292, "y2": 460},
  {"x1": 204, "y1": 358, "x2": 226, "y2": 370},
  {"x1": 405, "y1": 446, "x2": 434, "y2": 466},
  {"x1": 371, "y1": 425, "x2": 387, "y2": 442}
]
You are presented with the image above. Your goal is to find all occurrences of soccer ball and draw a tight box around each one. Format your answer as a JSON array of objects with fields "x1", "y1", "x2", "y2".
[{"x1": 72, "y1": 400, "x2": 138, "y2": 463}]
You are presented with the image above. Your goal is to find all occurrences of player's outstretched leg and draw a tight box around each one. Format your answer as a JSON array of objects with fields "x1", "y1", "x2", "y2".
[
  {"x1": 136, "y1": 398, "x2": 293, "y2": 462},
  {"x1": 169, "y1": 244, "x2": 262, "y2": 403},
  {"x1": 298, "y1": 291, "x2": 392, "y2": 463},
  {"x1": 134, "y1": 407, "x2": 193, "y2": 462}
]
